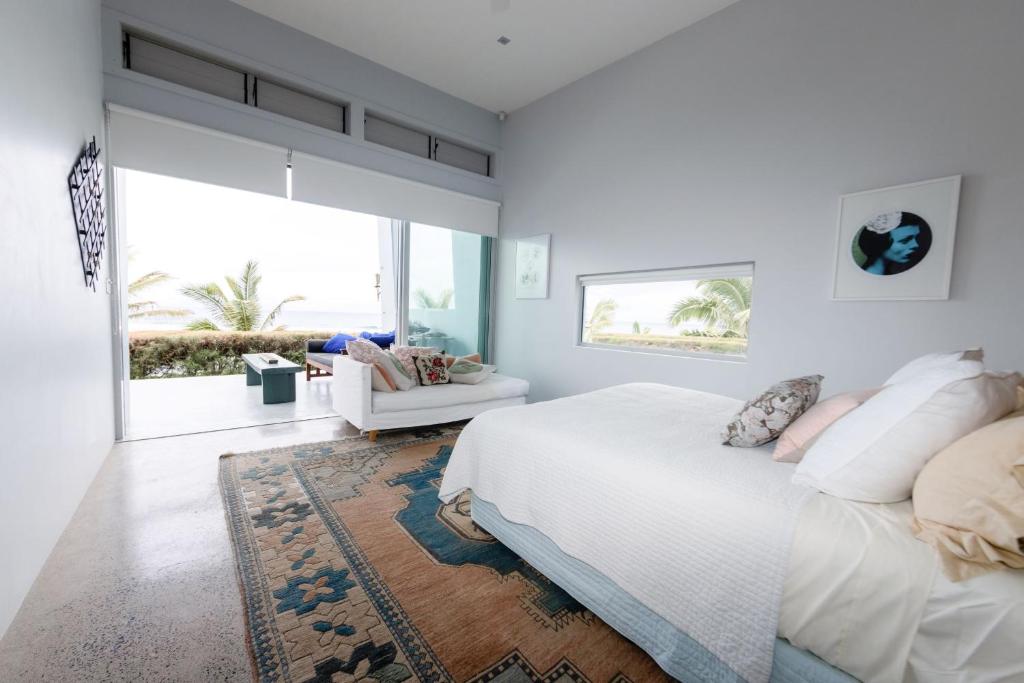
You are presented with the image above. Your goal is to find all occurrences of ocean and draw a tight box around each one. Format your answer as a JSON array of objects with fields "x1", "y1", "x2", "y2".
[{"x1": 129, "y1": 310, "x2": 388, "y2": 334}]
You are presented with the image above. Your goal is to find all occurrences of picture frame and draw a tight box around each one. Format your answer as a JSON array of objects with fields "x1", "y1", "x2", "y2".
[
  {"x1": 514, "y1": 234, "x2": 551, "y2": 299},
  {"x1": 832, "y1": 175, "x2": 961, "y2": 301}
]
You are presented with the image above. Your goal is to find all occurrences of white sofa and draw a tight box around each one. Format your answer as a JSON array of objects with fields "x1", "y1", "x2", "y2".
[{"x1": 332, "y1": 355, "x2": 529, "y2": 439}]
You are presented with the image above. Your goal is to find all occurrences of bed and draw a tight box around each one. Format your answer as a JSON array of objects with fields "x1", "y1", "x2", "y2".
[{"x1": 438, "y1": 383, "x2": 1024, "y2": 683}]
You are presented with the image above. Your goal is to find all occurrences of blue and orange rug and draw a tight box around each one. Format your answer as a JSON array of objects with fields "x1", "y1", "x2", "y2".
[{"x1": 219, "y1": 426, "x2": 670, "y2": 682}]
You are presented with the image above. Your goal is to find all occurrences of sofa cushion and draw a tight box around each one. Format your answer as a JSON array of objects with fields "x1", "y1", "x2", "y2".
[
  {"x1": 323, "y1": 333, "x2": 356, "y2": 353},
  {"x1": 306, "y1": 352, "x2": 338, "y2": 368},
  {"x1": 372, "y1": 374, "x2": 529, "y2": 413}
]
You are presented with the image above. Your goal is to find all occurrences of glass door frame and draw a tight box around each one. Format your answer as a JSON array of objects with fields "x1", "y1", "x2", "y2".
[{"x1": 394, "y1": 219, "x2": 493, "y2": 362}]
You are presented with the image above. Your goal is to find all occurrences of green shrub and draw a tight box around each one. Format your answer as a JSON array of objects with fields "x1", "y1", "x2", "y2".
[
  {"x1": 129, "y1": 331, "x2": 333, "y2": 379},
  {"x1": 589, "y1": 333, "x2": 747, "y2": 355}
]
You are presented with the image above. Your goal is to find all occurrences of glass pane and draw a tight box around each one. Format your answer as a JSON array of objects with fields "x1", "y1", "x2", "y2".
[
  {"x1": 365, "y1": 115, "x2": 430, "y2": 159},
  {"x1": 128, "y1": 35, "x2": 246, "y2": 104},
  {"x1": 407, "y1": 222, "x2": 490, "y2": 359},
  {"x1": 581, "y1": 274, "x2": 752, "y2": 356},
  {"x1": 256, "y1": 79, "x2": 345, "y2": 132}
]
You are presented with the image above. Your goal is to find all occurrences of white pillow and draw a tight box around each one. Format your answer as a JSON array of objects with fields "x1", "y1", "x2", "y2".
[
  {"x1": 448, "y1": 359, "x2": 496, "y2": 385},
  {"x1": 884, "y1": 348, "x2": 984, "y2": 386},
  {"x1": 792, "y1": 362, "x2": 1018, "y2": 503}
]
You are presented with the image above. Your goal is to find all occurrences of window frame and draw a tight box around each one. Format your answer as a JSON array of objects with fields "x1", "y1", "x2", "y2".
[
  {"x1": 574, "y1": 262, "x2": 754, "y2": 362},
  {"x1": 123, "y1": 30, "x2": 349, "y2": 136}
]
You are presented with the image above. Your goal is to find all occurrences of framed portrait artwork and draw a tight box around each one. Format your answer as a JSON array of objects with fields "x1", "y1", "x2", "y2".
[
  {"x1": 515, "y1": 234, "x2": 550, "y2": 299},
  {"x1": 832, "y1": 175, "x2": 961, "y2": 300}
]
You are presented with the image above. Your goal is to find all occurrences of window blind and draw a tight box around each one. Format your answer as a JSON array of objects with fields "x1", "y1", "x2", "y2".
[
  {"x1": 291, "y1": 152, "x2": 499, "y2": 236},
  {"x1": 106, "y1": 106, "x2": 288, "y2": 198}
]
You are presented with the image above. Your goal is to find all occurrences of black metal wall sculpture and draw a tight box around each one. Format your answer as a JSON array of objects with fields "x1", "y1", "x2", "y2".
[{"x1": 67, "y1": 136, "x2": 106, "y2": 291}]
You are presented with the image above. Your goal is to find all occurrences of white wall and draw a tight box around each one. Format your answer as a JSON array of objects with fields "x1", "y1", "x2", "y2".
[
  {"x1": 495, "y1": 0, "x2": 1024, "y2": 402},
  {"x1": 0, "y1": 0, "x2": 111, "y2": 637}
]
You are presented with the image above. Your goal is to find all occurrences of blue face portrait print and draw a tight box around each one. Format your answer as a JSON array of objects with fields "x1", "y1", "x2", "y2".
[{"x1": 852, "y1": 210, "x2": 932, "y2": 276}]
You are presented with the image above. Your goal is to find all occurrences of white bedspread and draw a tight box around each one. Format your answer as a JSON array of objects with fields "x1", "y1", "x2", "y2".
[
  {"x1": 439, "y1": 383, "x2": 814, "y2": 683},
  {"x1": 783, "y1": 494, "x2": 1024, "y2": 683}
]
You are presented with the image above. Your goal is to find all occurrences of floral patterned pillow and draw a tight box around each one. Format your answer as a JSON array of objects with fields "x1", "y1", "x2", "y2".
[
  {"x1": 345, "y1": 338, "x2": 382, "y2": 364},
  {"x1": 346, "y1": 339, "x2": 415, "y2": 391},
  {"x1": 413, "y1": 353, "x2": 451, "y2": 386},
  {"x1": 390, "y1": 345, "x2": 440, "y2": 383},
  {"x1": 722, "y1": 375, "x2": 824, "y2": 447}
]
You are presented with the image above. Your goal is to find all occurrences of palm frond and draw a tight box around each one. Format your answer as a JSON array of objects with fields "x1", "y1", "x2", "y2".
[
  {"x1": 180, "y1": 283, "x2": 230, "y2": 327},
  {"x1": 698, "y1": 278, "x2": 751, "y2": 312},
  {"x1": 186, "y1": 319, "x2": 220, "y2": 331},
  {"x1": 128, "y1": 304, "x2": 191, "y2": 319},
  {"x1": 128, "y1": 271, "x2": 173, "y2": 295},
  {"x1": 260, "y1": 295, "x2": 306, "y2": 331},
  {"x1": 240, "y1": 260, "x2": 262, "y2": 301},
  {"x1": 223, "y1": 275, "x2": 246, "y2": 302}
]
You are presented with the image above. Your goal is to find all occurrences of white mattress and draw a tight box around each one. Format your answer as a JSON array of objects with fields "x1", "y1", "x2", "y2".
[
  {"x1": 371, "y1": 373, "x2": 529, "y2": 413},
  {"x1": 783, "y1": 493, "x2": 1024, "y2": 683},
  {"x1": 440, "y1": 383, "x2": 813, "y2": 683}
]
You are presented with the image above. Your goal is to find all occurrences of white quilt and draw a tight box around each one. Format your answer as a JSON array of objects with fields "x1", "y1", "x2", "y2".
[{"x1": 438, "y1": 383, "x2": 814, "y2": 683}]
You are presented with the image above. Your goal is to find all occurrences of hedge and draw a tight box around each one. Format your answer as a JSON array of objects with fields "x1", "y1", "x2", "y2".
[
  {"x1": 129, "y1": 331, "x2": 333, "y2": 379},
  {"x1": 589, "y1": 333, "x2": 747, "y2": 355}
]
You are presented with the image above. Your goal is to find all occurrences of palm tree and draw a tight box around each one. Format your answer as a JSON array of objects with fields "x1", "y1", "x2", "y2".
[
  {"x1": 181, "y1": 260, "x2": 305, "y2": 331},
  {"x1": 631, "y1": 321, "x2": 651, "y2": 335},
  {"x1": 128, "y1": 270, "x2": 192, "y2": 320},
  {"x1": 414, "y1": 287, "x2": 454, "y2": 309},
  {"x1": 583, "y1": 298, "x2": 617, "y2": 342},
  {"x1": 668, "y1": 278, "x2": 752, "y2": 338}
]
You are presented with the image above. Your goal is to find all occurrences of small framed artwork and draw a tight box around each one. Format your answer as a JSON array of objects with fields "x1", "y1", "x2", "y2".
[
  {"x1": 832, "y1": 175, "x2": 961, "y2": 301},
  {"x1": 515, "y1": 234, "x2": 550, "y2": 299}
]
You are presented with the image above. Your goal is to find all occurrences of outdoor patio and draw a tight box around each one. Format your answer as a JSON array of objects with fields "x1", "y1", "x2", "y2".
[{"x1": 126, "y1": 374, "x2": 339, "y2": 440}]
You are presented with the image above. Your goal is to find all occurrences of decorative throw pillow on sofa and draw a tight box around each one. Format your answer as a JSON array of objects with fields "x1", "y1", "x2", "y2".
[
  {"x1": 369, "y1": 363, "x2": 397, "y2": 393},
  {"x1": 445, "y1": 353, "x2": 481, "y2": 368},
  {"x1": 390, "y1": 345, "x2": 440, "y2": 383},
  {"x1": 322, "y1": 332, "x2": 356, "y2": 353},
  {"x1": 345, "y1": 337, "x2": 381, "y2": 365},
  {"x1": 773, "y1": 388, "x2": 881, "y2": 463},
  {"x1": 346, "y1": 339, "x2": 415, "y2": 391},
  {"x1": 721, "y1": 375, "x2": 823, "y2": 447},
  {"x1": 448, "y1": 358, "x2": 495, "y2": 385},
  {"x1": 414, "y1": 353, "x2": 450, "y2": 386},
  {"x1": 793, "y1": 365, "x2": 1019, "y2": 503},
  {"x1": 912, "y1": 408, "x2": 1024, "y2": 581},
  {"x1": 379, "y1": 350, "x2": 416, "y2": 391}
]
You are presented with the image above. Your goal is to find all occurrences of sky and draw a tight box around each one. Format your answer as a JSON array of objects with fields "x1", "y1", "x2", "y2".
[
  {"x1": 124, "y1": 170, "x2": 455, "y2": 333},
  {"x1": 582, "y1": 280, "x2": 703, "y2": 335}
]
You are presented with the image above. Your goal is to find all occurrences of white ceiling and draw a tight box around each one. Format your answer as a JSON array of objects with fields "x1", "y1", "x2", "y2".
[{"x1": 228, "y1": 0, "x2": 740, "y2": 113}]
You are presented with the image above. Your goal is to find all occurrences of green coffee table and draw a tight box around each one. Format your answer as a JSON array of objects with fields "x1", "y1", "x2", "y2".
[{"x1": 242, "y1": 353, "x2": 302, "y2": 404}]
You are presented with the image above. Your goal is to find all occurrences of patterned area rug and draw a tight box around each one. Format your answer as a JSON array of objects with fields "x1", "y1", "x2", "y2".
[{"x1": 219, "y1": 426, "x2": 671, "y2": 682}]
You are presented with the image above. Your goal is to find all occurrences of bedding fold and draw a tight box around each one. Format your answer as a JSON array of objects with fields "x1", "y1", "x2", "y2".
[{"x1": 439, "y1": 383, "x2": 815, "y2": 683}]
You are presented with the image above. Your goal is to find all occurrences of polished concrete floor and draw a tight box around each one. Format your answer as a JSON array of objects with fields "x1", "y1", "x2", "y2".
[
  {"x1": 127, "y1": 373, "x2": 336, "y2": 440},
  {"x1": 0, "y1": 416, "x2": 360, "y2": 682}
]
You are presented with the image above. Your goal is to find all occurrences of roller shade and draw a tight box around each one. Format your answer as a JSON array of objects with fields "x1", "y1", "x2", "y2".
[
  {"x1": 291, "y1": 152, "x2": 499, "y2": 236},
  {"x1": 106, "y1": 106, "x2": 288, "y2": 198}
]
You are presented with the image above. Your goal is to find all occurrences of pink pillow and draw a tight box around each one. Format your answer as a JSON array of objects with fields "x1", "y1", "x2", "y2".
[
  {"x1": 390, "y1": 345, "x2": 439, "y2": 383},
  {"x1": 773, "y1": 388, "x2": 881, "y2": 463}
]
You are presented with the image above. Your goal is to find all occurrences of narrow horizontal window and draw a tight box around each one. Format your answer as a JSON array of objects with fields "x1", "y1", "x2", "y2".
[
  {"x1": 364, "y1": 114, "x2": 431, "y2": 159},
  {"x1": 125, "y1": 34, "x2": 246, "y2": 104},
  {"x1": 578, "y1": 263, "x2": 754, "y2": 359},
  {"x1": 433, "y1": 138, "x2": 490, "y2": 176},
  {"x1": 123, "y1": 31, "x2": 349, "y2": 136},
  {"x1": 364, "y1": 112, "x2": 493, "y2": 177},
  {"x1": 255, "y1": 78, "x2": 346, "y2": 133}
]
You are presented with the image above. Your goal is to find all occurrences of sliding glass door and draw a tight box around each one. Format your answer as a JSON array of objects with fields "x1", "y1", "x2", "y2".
[{"x1": 405, "y1": 222, "x2": 491, "y2": 360}]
